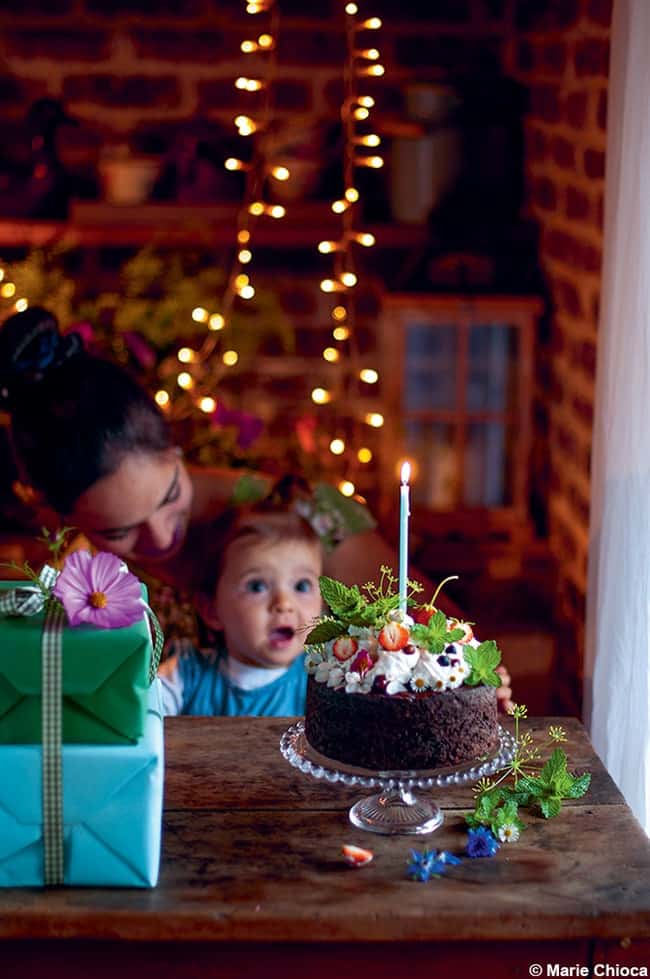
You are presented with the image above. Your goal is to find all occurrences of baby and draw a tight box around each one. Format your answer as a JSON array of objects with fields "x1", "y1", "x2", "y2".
[{"x1": 159, "y1": 500, "x2": 323, "y2": 717}]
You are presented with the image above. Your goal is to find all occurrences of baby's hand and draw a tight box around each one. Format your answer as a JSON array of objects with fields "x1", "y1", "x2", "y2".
[{"x1": 495, "y1": 663, "x2": 514, "y2": 715}]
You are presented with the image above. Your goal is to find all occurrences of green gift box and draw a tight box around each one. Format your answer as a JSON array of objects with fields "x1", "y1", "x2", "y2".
[{"x1": 0, "y1": 580, "x2": 155, "y2": 745}]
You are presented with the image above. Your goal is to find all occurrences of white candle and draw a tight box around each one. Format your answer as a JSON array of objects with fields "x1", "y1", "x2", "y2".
[{"x1": 398, "y1": 461, "x2": 410, "y2": 615}]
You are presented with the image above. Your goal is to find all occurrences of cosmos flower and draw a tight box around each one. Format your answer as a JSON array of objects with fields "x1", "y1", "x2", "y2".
[{"x1": 53, "y1": 550, "x2": 143, "y2": 629}]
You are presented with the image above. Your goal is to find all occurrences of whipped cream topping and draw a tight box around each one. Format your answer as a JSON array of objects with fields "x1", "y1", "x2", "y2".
[{"x1": 305, "y1": 619, "x2": 479, "y2": 696}]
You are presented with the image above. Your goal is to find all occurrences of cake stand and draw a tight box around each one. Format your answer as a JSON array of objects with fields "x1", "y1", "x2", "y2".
[{"x1": 280, "y1": 721, "x2": 517, "y2": 836}]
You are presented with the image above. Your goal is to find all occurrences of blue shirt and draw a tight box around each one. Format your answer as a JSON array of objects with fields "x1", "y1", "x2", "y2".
[{"x1": 160, "y1": 647, "x2": 307, "y2": 718}]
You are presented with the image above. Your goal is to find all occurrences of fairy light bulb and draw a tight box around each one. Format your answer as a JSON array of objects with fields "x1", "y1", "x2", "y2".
[
  {"x1": 365, "y1": 412, "x2": 384, "y2": 428},
  {"x1": 339, "y1": 480, "x2": 355, "y2": 497},
  {"x1": 367, "y1": 64, "x2": 385, "y2": 77},
  {"x1": 330, "y1": 438, "x2": 345, "y2": 455},
  {"x1": 358, "y1": 447, "x2": 373, "y2": 463},
  {"x1": 235, "y1": 273, "x2": 250, "y2": 289},
  {"x1": 332, "y1": 199, "x2": 348, "y2": 214},
  {"x1": 0, "y1": 269, "x2": 5, "y2": 282},
  {"x1": 333, "y1": 325, "x2": 350, "y2": 341},
  {"x1": 225, "y1": 157, "x2": 246, "y2": 171},
  {"x1": 355, "y1": 232, "x2": 375, "y2": 247},
  {"x1": 238, "y1": 229, "x2": 251, "y2": 244},
  {"x1": 15, "y1": 298, "x2": 28, "y2": 312},
  {"x1": 249, "y1": 201, "x2": 265, "y2": 216},
  {"x1": 155, "y1": 390, "x2": 170, "y2": 407},
  {"x1": 1, "y1": 283, "x2": 16, "y2": 298},
  {"x1": 258, "y1": 33, "x2": 273, "y2": 48},
  {"x1": 192, "y1": 307, "x2": 209, "y2": 323},
  {"x1": 360, "y1": 368, "x2": 379, "y2": 384},
  {"x1": 353, "y1": 107, "x2": 369, "y2": 121},
  {"x1": 318, "y1": 240, "x2": 337, "y2": 254},
  {"x1": 269, "y1": 204, "x2": 286, "y2": 218},
  {"x1": 238, "y1": 248, "x2": 252, "y2": 263},
  {"x1": 358, "y1": 95, "x2": 375, "y2": 108},
  {"x1": 223, "y1": 350, "x2": 239, "y2": 366},
  {"x1": 311, "y1": 387, "x2": 331, "y2": 405},
  {"x1": 271, "y1": 165, "x2": 290, "y2": 181},
  {"x1": 235, "y1": 115, "x2": 256, "y2": 135},
  {"x1": 345, "y1": 2, "x2": 358, "y2": 12},
  {"x1": 320, "y1": 278, "x2": 339, "y2": 293},
  {"x1": 235, "y1": 77, "x2": 263, "y2": 92},
  {"x1": 332, "y1": 305, "x2": 347, "y2": 322},
  {"x1": 177, "y1": 347, "x2": 196, "y2": 363},
  {"x1": 323, "y1": 347, "x2": 339, "y2": 362},
  {"x1": 357, "y1": 134, "x2": 381, "y2": 147},
  {"x1": 357, "y1": 155, "x2": 384, "y2": 168},
  {"x1": 340, "y1": 271, "x2": 357, "y2": 288},
  {"x1": 358, "y1": 48, "x2": 380, "y2": 60},
  {"x1": 362, "y1": 17, "x2": 382, "y2": 28},
  {"x1": 177, "y1": 372, "x2": 194, "y2": 390},
  {"x1": 345, "y1": 187, "x2": 359, "y2": 202},
  {"x1": 199, "y1": 396, "x2": 217, "y2": 413},
  {"x1": 241, "y1": 39, "x2": 256, "y2": 53},
  {"x1": 209, "y1": 313, "x2": 225, "y2": 331},
  {"x1": 239, "y1": 284, "x2": 255, "y2": 299}
]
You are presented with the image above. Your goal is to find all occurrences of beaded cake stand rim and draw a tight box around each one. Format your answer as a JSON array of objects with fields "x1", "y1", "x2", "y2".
[{"x1": 280, "y1": 721, "x2": 517, "y2": 791}]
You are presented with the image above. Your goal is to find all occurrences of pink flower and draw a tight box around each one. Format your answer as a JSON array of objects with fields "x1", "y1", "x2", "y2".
[{"x1": 53, "y1": 550, "x2": 143, "y2": 629}]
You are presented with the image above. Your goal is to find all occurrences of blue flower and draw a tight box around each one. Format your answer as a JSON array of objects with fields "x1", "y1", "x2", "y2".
[
  {"x1": 466, "y1": 826, "x2": 500, "y2": 858},
  {"x1": 406, "y1": 848, "x2": 462, "y2": 882}
]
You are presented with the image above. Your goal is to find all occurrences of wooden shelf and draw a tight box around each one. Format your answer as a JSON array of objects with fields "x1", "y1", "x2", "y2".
[{"x1": 0, "y1": 202, "x2": 429, "y2": 250}]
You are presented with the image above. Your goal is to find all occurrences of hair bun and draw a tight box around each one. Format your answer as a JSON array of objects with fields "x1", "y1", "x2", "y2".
[{"x1": 0, "y1": 306, "x2": 83, "y2": 409}]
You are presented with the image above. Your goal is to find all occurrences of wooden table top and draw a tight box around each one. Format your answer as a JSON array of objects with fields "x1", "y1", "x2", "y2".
[{"x1": 1, "y1": 716, "x2": 649, "y2": 947}]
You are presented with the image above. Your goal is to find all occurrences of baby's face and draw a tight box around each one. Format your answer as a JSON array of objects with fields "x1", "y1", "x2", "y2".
[{"x1": 213, "y1": 536, "x2": 323, "y2": 670}]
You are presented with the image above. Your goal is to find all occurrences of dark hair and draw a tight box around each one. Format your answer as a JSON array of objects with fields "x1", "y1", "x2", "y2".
[
  {"x1": 0, "y1": 306, "x2": 171, "y2": 514},
  {"x1": 198, "y1": 480, "x2": 322, "y2": 599}
]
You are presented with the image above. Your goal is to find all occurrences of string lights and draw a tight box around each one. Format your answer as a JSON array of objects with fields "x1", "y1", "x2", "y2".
[
  {"x1": 311, "y1": 1, "x2": 385, "y2": 499},
  {"x1": 156, "y1": 0, "x2": 289, "y2": 419}
]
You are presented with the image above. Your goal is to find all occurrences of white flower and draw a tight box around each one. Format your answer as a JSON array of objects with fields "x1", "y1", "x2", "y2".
[
  {"x1": 304, "y1": 650, "x2": 324, "y2": 673},
  {"x1": 344, "y1": 670, "x2": 374, "y2": 694},
  {"x1": 409, "y1": 665, "x2": 433, "y2": 692},
  {"x1": 498, "y1": 824, "x2": 520, "y2": 843},
  {"x1": 326, "y1": 666, "x2": 345, "y2": 688}
]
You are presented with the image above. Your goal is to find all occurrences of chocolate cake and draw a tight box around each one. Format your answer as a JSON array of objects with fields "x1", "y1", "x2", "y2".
[
  {"x1": 303, "y1": 573, "x2": 503, "y2": 773},
  {"x1": 305, "y1": 675, "x2": 498, "y2": 771}
]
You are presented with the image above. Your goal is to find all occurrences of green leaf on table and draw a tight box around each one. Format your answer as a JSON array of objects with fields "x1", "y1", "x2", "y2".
[{"x1": 516, "y1": 748, "x2": 592, "y2": 819}]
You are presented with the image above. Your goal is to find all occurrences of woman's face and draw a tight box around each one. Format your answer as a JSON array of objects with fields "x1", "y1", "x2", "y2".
[{"x1": 69, "y1": 449, "x2": 193, "y2": 564}]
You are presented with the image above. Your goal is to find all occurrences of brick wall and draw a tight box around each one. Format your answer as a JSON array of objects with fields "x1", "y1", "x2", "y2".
[
  {"x1": 0, "y1": 0, "x2": 613, "y2": 710},
  {"x1": 507, "y1": 0, "x2": 611, "y2": 712}
]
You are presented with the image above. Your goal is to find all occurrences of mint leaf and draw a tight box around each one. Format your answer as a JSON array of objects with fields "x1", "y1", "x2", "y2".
[
  {"x1": 566, "y1": 772, "x2": 591, "y2": 799},
  {"x1": 465, "y1": 640, "x2": 502, "y2": 686},
  {"x1": 540, "y1": 796, "x2": 562, "y2": 819},
  {"x1": 305, "y1": 619, "x2": 348, "y2": 644},
  {"x1": 318, "y1": 576, "x2": 365, "y2": 618}
]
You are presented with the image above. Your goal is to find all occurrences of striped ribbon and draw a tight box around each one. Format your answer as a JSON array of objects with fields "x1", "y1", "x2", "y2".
[
  {"x1": 41, "y1": 598, "x2": 66, "y2": 885},
  {"x1": 0, "y1": 566, "x2": 65, "y2": 884}
]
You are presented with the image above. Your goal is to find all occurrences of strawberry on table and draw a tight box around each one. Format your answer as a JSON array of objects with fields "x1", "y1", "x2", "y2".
[{"x1": 342, "y1": 843, "x2": 374, "y2": 867}]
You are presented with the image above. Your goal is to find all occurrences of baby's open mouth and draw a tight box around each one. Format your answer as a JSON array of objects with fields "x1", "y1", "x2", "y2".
[{"x1": 269, "y1": 626, "x2": 295, "y2": 643}]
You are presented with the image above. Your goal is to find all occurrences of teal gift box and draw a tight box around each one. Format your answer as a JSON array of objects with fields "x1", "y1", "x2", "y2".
[
  {"x1": 0, "y1": 580, "x2": 154, "y2": 745},
  {"x1": 0, "y1": 680, "x2": 164, "y2": 888}
]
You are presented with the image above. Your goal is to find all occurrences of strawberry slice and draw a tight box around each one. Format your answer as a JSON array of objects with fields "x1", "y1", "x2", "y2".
[
  {"x1": 378, "y1": 621, "x2": 410, "y2": 651},
  {"x1": 332, "y1": 636, "x2": 359, "y2": 662},
  {"x1": 342, "y1": 843, "x2": 374, "y2": 867},
  {"x1": 449, "y1": 618, "x2": 474, "y2": 643}
]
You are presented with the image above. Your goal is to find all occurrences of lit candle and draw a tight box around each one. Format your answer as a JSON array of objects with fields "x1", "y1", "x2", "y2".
[{"x1": 399, "y1": 461, "x2": 411, "y2": 616}]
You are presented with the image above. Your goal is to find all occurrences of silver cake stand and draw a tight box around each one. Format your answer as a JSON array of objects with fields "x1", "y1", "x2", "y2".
[{"x1": 280, "y1": 721, "x2": 517, "y2": 836}]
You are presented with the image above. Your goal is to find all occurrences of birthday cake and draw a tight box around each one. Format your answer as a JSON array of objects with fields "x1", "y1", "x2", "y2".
[{"x1": 304, "y1": 572, "x2": 500, "y2": 772}]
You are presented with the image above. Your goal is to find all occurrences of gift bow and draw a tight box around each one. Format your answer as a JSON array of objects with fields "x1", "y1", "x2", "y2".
[{"x1": 0, "y1": 564, "x2": 163, "y2": 885}]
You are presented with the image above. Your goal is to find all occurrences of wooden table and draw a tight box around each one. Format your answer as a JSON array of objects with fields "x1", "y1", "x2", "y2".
[{"x1": 2, "y1": 716, "x2": 650, "y2": 979}]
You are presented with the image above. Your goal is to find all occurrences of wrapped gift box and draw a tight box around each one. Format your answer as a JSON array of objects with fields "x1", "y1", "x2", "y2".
[
  {"x1": 0, "y1": 681, "x2": 164, "y2": 888},
  {"x1": 0, "y1": 581, "x2": 153, "y2": 744}
]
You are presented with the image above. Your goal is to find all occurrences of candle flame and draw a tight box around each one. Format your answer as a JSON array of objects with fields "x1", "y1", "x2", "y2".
[{"x1": 401, "y1": 461, "x2": 411, "y2": 484}]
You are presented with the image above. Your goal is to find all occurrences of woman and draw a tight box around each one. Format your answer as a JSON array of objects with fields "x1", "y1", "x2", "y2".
[
  {"x1": 0, "y1": 306, "x2": 512, "y2": 705},
  {"x1": 0, "y1": 306, "x2": 433, "y2": 593}
]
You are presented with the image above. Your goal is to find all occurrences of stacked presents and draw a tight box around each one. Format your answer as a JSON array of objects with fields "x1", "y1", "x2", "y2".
[{"x1": 0, "y1": 549, "x2": 164, "y2": 887}]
